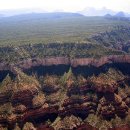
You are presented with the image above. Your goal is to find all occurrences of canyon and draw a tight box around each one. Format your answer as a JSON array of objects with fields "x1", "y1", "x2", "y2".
[
  {"x1": 0, "y1": 54, "x2": 130, "y2": 130},
  {"x1": 0, "y1": 13, "x2": 130, "y2": 130}
]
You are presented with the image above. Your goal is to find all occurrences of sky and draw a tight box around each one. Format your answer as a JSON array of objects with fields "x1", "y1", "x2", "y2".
[{"x1": 0, "y1": 0, "x2": 130, "y2": 13}]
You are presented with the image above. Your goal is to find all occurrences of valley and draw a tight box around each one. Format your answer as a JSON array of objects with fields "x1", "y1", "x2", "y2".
[{"x1": 0, "y1": 13, "x2": 130, "y2": 130}]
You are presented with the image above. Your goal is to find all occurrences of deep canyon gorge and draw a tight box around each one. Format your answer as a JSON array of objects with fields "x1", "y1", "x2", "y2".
[{"x1": 0, "y1": 55, "x2": 130, "y2": 130}]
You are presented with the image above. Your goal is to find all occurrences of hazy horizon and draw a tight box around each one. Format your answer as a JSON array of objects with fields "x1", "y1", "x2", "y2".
[{"x1": 0, "y1": 0, "x2": 130, "y2": 14}]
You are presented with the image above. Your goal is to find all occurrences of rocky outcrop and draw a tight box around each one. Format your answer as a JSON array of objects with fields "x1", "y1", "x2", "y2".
[
  {"x1": 0, "y1": 55, "x2": 130, "y2": 71},
  {"x1": 0, "y1": 70, "x2": 59, "y2": 129},
  {"x1": 98, "y1": 94, "x2": 128, "y2": 119},
  {"x1": 76, "y1": 124, "x2": 130, "y2": 130},
  {"x1": 0, "y1": 62, "x2": 130, "y2": 130},
  {"x1": 109, "y1": 125, "x2": 130, "y2": 130},
  {"x1": 21, "y1": 105, "x2": 58, "y2": 123},
  {"x1": 60, "y1": 96, "x2": 98, "y2": 118},
  {"x1": 23, "y1": 122, "x2": 36, "y2": 130},
  {"x1": 76, "y1": 124, "x2": 98, "y2": 130},
  {"x1": 52, "y1": 115, "x2": 83, "y2": 130},
  {"x1": 1, "y1": 55, "x2": 130, "y2": 83},
  {"x1": 37, "y1": 124, "x2": 54, "y2": 130},
  {"x1": 15, "y1": 55, "x2": 130, "y2": 68}
]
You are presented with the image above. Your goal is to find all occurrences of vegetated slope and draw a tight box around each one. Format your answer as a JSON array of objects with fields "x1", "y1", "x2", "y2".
[
  {"x1": 0, "y1": 43, "x2": 124, "y2": 63},
  {"x1": 0, "y1": 13, "x2": 129, "y2": 46},
  {"x1": 91, "y1": 25, "x2": 130, "y2": 52},
  {"x1": 0, "y1": 13, "x2": 130, "y2": 63}
]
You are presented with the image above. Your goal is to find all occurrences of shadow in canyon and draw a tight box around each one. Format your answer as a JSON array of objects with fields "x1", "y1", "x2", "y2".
[
  {"x1": 0, "y1": 70, "x2": 15, "y2": 82},
  {"x1": 0, "y1": 63, "x2": 130, "y2": 82},
  {"x1": 23, "y1": 63, "x2": 130, "y2": 77}
]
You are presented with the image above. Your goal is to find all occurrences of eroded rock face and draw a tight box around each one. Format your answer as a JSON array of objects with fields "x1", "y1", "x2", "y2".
[
  {"x1": 98, "y1": 94, "x2": 128, "y2": 119},
  {"x1": 23, "y1": 122, "x2": 36, "y2": 130},
  {"x1": 0, "y1": 65, "x2": 130, "y2": 130},
  {"x1": 109, "y1": 125, "x2": 130, "y2": 130},
  {"x1": 13, "y1": 55, "x2": 130, "y2": 71},
  {"x1": 0, "y1": 55, "x2": 130, "y2": 72},
  {"x1": 52, "y1": 115, "x2": 83, "y2": 130},
  {"x1": 76, "y1": 124, "x2": 98, "y2": 130}
]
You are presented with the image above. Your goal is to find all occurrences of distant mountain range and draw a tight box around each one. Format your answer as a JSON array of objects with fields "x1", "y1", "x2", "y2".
[
  {"x1": 104, "y1": 12, "x2": 129, "y2": 17},
  {"x1": 0, "y1": 12, "x2": 84, "y2": 21},
  {"x1": 115, "y1": 12, "x2": 125, "y2": 17},
  {"x1": 78, "y1": 7, "x2": 130, "y2": 17},
  {"x1": 0, "y1": 8, "x2": 130, "y2": 17},
  {"x1": 78, "y1": 7, "x2": 116, "y2": 16},
  {"x1": 0, "y1": 8, "x2": 47, "y2": 17}
]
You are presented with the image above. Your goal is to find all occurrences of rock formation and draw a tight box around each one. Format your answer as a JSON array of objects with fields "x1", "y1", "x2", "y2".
[{"x1": 0, "y1": 59, "x2": 130, "y2": 130}]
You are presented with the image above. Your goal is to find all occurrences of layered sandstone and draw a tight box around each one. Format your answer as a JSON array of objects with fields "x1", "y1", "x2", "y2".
[
  {"x1": 0, "y1": 63, "x2": 130, "y2": 130},
  {"x1": 0, "y1": 55, "x2": 130, "y2": 72}
]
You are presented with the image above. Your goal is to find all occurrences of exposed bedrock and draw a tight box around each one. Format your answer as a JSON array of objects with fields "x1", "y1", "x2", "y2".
[
  {"x1": 0, "y1": 54, "x2": 130, "y2": 69},
  {"x1": 0, "y1": 55, "x2": 130, "y2": 81},
  {"x1": 1, "y1": 62, "x2": 130, "y2": 83},
  {"x1": 76, "y1": 124, "x2": 130, "y2": 130},
  {"x1": 0, "y1": 55, "x2": 130, "y2": 130},
  {"x1": 76, "y1": 124, "x2": 98, "y2": 130},
  {"x1": 22, "y1": 55, "x2": 130, "y2": 78},
  {"x1": 15, "y1": 55, "x2": 130, "y2": 68},
  {"x1": 0, "y1": 72, "x2": 59, "y2": 130}
]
